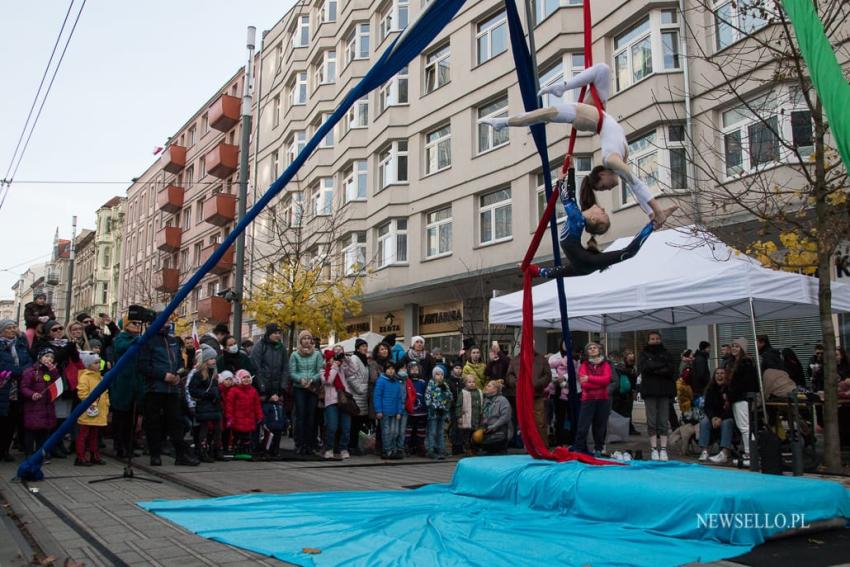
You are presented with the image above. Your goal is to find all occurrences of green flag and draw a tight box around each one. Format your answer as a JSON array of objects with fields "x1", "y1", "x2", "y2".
[{"x1": 783, "y1": 0, "x2": 850, "y2": 171}]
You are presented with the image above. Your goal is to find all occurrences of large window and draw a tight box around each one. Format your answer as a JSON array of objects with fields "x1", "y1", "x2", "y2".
[
  {"x1": 536, "y1": 156, "x2": 592, "y2": 221},
  {"x1": 378, "y1": 141, "x2": 409, "y2": 190},
  {"x1": 477, "y1": 96, "x2": 509, "y2": 153},
  {"x1": 292, "y1": 15, "x2": 310, "y2": 48},
  {"x1": 289, "y1": 71, "x2": 308, "y2": 106},
  {"x1": 620, "y1": 125, "x2": 687, "y2": 205},
  {"x1": 312, "y1": 177, "x2": 334, "y2": 216},
  {"x1": 316, "y1": 112, "x2": 334, "y2": 147},
  {"x1": 287, "y1": 131, "x2": 306, "y2": 165},
  {"x1": 476, "y1": 11, "x2": 507, "y2": 65},
  {"x1": 613, "y1": 10, "x2": 680, "y2": 92},
  {"x1": 425, "y1": 207, "x2": 452, "y2": 258},
  {"x1": 721, "y1": 88, "x2": 811, "y2": 177},
  {"x1": 320, "y1": 0, "x2": 337, "y2": 23},
  {"x1": 539, "y1": 53, "x2": 585, "y2": 107},
  {"x1": 343, "y1": 161, "x2": 368, "y2": 202},
  {"x1": 346, "y1": 96, "x2": 369, "y2": 131},
  {"x1": 343, "y1": 232, "x2": 367, "y2": 275},
  {"x1": 379, "y1": 0, "x2": 409, "y2": 43},
  {"x1": 714, "y1": 0, "x2": 772, "y2": 51},
  {"x1": 285, "y1": 193, "x2": 304, "y2": 228},
  {"x1": 376, "y1": 219, "x2": 407, "y2": 267},
  {"x1": 271, "y1": 150, "x2": 280, "y2": 179},
  {"x1": 423, "y1": 44, "x2": 450, "y2": 94},
  {"x1": 316, "y1": 50, "x2": 336, "y2": 86},
  {"x1": 535, "y1": 0, "x2": 559, "y2": 24},
  {"x1": 379, "y1": 66, "x2": 408, "y2": 112},
  {"x1": 345, "y1": 23, "x2": 370, "y2": 65},
  {"x1": 479, "y1": 188, "x2": 512, "y2": 244},
  {"x1": 425, "y1": 125, "x2": 451, "y2": 174},
  {"x1": 272, "y1": 95, "x2": 281, "y2": 128}
]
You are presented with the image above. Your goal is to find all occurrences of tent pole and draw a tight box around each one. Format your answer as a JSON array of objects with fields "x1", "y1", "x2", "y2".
[{"x1": 748, "y1": 297, "x2": 768, "y2": 421}]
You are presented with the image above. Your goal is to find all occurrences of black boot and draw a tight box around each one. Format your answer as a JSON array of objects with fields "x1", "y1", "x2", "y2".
[
  {"x1": 175, "y1": 451, "x2": 200, "y2": 466},
  {"x1": 199, "y1": 447, "x2": 214, "y2": 463}
]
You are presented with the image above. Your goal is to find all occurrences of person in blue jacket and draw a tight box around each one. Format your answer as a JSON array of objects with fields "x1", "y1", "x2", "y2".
[{"x1": 373, "y1": 362, "x2": 404, "y2": 460}]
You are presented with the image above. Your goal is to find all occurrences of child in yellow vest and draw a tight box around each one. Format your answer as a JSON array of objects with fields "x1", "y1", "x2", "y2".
[{"x1": 75, "y1": 351, "x2": 110, "y2": 466}]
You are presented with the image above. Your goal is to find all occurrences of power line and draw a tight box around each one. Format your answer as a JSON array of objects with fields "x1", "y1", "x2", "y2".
[
  {"x1": 0, "y1": 0, "x2": 87, "y2": 211},
  {"x1": 8, "y1": 179, "x2": 228, "y2": 186},
  {"x1": 0, "y1": 252, "x2": 54, "y2": 274}
]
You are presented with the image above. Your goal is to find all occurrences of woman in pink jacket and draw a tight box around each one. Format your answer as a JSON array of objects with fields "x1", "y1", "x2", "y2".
[{"x1": 574, "y1": 342, "x2": 612, "y2": 457}]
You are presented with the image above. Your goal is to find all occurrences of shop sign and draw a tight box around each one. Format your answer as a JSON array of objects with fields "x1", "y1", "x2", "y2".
[
  {"x1": 374, "y1": 312, "x2": 403, "y2": 335},
  {"x1": 344, "y1": 316, "x2": 371, "y2": 336},
  {"x1": 419, "y1": 301, "x2": 463, "y2": 335}
]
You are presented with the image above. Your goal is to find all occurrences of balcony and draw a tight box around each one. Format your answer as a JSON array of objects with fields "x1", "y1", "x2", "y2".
[
  {"x1": 155, "y1": 226, "x2": 182, "y2": 253},
  {"x1": 199, "y1": 244, "x2": 234, "y2": 275},
  {"x1": 206, "y1": 143, "x2": 239, "y2": 179},
  {"x1": 153, "y1": 268, "x2": 180, "y2": 293},
  {"x1": 197, "y1": 296, "x2": 231, "y2": 323},
  {"x1": 203, "y1": 193, "x2": 237, "y2": 226},
  {"x1": 156, "y1": 185, "x2": 185, "y2": 214},
  {"x1": 209, "y1": 94, "x2": 240, "y2": 132},
  {"x1": 160, "y1": 145, "x2": 187, "y2": 174}
]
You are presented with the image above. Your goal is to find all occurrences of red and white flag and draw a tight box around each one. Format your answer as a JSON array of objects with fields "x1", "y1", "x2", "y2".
[
  {"x1": 191, "y1": 321, "x2": 200, "y2": 350},
  {"x1": 47, "y1": 378, "x2": 64, "y2": 402},
  {"x1": 153, "y1": 146, "x2": 164, "y2": 155}
]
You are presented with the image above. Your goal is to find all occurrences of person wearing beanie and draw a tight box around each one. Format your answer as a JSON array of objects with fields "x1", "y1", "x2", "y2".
[
  {"x1": 403, "y1": 359, "x2": 428, "y2": 456},
  {"x1": 463, "y1": 346, "x2": 486, "y2": 390},
  {"x1": 74, "y1": 351, "x2": 109, "y2": 466},
  {"x1": 447, "y1": 359, "x2": 465, "y2": 454},
  {"x1": 727, "y1": 337, "x2": 758, "y2": 466},
  {"x1": 424, "y1": 365, "x2": 453, "y2": 459},
  {"x1": 251, "y1": 323, "x2": 289, "y2": 404},
  {"x1": 401, "y1": 336, "x2": 434, "y2": 382},
  {"x1": 0, "y1": 319, "x2": 32, "y2": 461},
  {"x1": 638, "y1": 331, "x2": 677, "y2": 461},
  {"x1": 226, "y1": 368, "x2": 263, "y2": 459},
  {"x1": 109, "y1": 317, "x2": 144, "y2": 459},
  {"x1": 289, "y1": 330, "x2": 323, "y2": 455},
  {"x1": 188, "y1": 344, "x2": 224, "y2": 462},
  {"x1": 23, "y1": 292, "x2": 55, "y2": 348},
  {"x1": 344, "y1": 337, "x2": 371, "y2": 455},
  {"x1": 218, "y1": 335, "x2": 256, "y2": 376},
  {"x1": 574, "y1": 342, "x2": 612, "y2": 457}
]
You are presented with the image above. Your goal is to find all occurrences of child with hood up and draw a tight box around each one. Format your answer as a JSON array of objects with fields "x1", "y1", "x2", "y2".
[
  {"x1": 188, "y1": 348, "x2": 223, "y2": 462},
  {"x1": 20, "y1": 348, "x2": 60, "y2": 458},
  {"x1": 373, "y1": 362, "x2": 404, "y2": 460},
  {"x1": 425, "y1": 365, "x2": 453, "y2": 459},
  {"x1": 404, "y1": 359, "x2": 427, "y2": 456},
  {"x1": 226, "y1": 369, "x2": 263, "y2": 460},
  {"x1": 74, "y1": 351, "x2": 110, "y2": 466}
]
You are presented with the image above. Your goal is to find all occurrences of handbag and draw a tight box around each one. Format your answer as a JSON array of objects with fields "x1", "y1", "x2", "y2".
[
  {"x1": 336, "y1": 389, "x2": 360, "y2": 416},
  {"x1": 306, "y1": 379, "x2": 323, "y2": 397},
  {"x1": 618, "y1": 373, "x2": 632, "y2": 395}
]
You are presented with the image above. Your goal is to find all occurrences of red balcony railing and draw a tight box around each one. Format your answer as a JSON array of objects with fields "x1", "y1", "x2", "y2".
[
  {"x1": 155, "y1": 226, "x2": 182, "y2": 253},
  {"x1": 202, "y1": 193, "x2": 236, "y2": 226},
  {"x1": 199, "y1": 244, "x2": 234, "y2": 275},
  {"x1": 153, "y1": 268, "x2": 180, "y2": 293},
  {"x1": 160, "y1": 145, "x2": 187, "y2": 174},
  {"x1": 209, "y1": 94, "x2": 241, "y2": 132},
  {"x1": 206, "y1": 143, "x2": 239, "y2": 179},
  {"x1": 156, "y1": 185, "x2": 184, "y2": 214},
  {"x1": 197, "y1": 296, "x2": 231, "y2": 323}
]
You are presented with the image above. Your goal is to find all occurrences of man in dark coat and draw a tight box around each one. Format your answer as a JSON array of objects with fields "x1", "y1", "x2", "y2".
[
  {"x1": 691, "y1": 341, "x2": 711, "y2": 398},
  {"x1": 139, "y1": 326, "x2": 198, "y2": 466},
  {"x1": 109, "y1": 318, "x2": 145, "y2": 458},
  {"x1": 756, "y1": 334, "x2": 786, "y2": 372},
  {"x1": 0, "y1": 320, "x2": 33, "y2": 461},
  {"x1": 200, "y1": 323, "x2": 229, "y2": 356},
  {"x1": 250, "y1": 323, "x2": 289, "y2": 402},
  {"x1": 505, "y1": 343, "x2": 551, "y2": 446},
  {"x1": 23, "y1": 293, "x2": 55, "y2": 348},
  {"x1": 638, "y1": 331, "x2": 677, "y2": 461}
]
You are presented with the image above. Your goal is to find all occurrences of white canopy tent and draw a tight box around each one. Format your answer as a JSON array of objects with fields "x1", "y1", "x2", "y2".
[
  {"x1": 489, "y1": 226, "x2": 850, "y2": 332},
  {"x1": 335, "y1": 331, "x2": 385, "y2": 353}
]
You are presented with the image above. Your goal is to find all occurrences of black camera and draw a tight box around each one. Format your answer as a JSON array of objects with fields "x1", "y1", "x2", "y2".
[
  {"x1": 127, "y1": 304, "x2": 157, "y2": 324},
  {"x1": 333, "y1": 352, "x2": 346, "y2": 362}
]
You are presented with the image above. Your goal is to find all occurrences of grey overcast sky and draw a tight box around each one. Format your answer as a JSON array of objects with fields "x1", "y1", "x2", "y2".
[{"x1": 0, "y1": 1, "x2": 296, "y2": 299}]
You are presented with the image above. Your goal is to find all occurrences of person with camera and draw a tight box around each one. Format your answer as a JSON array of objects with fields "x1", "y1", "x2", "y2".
[{"x1": 139, "y1": 316, "x2": 198, "y2": 466}]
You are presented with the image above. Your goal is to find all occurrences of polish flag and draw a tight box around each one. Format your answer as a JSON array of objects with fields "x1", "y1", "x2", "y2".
[
  {"x1": 47, "y1": 378, "x2": 64, "y2": 402},
  {"x1": 191, "y1": 321, "x2": 200, "y2": 350},
  {"x1": 153, "y1": 146, "x2": 164, "y2": 155}
]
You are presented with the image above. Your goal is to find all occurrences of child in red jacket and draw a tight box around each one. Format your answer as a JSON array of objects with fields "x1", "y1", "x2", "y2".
[
  {"x1": 574, "y1": 342, "x2": 612, "y2": 457},
  {"x1": 225, "y1": 369, "x2": 263, "y2": 460}
]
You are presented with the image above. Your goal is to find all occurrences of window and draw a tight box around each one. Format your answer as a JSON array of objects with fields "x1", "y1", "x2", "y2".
[
  {"x1": 424, "y1": 125, "x2": 451, "y2": 174},
  {"x1": 667, "y1": 125, "x2": 687, "y2": 190},
  {"x1": 479, "y1": 188, "x2": 512, "y2": 244},
  {"x1": 102, "y1": 247, "x2": 111, "y2": 268},
  {"x1": 376, "y1": 219, "x2": 407, "y2": 267},
  {"x1": 345, "y1": 23, "x2": 370, "y2": 65},
  {"x1": 619, "y1": 125, "x2": 687, "y2": 204},
  {"x1": 272, "y1": 95, "x2": 281, "y2": 127},
  {"x1": 292, "y1": 14, "x2": 310, "y2": 48},
  {"x1": 614, "y1": 11, "x2": 681, "y2": 91},
  {"x1": 379, "y1": 0, "x2": 409, "y2": 43},
  {"x1": 271, "y1": 150, "x2": 280, "y2": 179},
  {"x1": 424, "y1": 44, "x2": 450, "y2": 94},
  {"x1": 287, "y1": 131, "x2": 306, "y2": 164},
  {"x1": 273, "y1": 42, "x2": 284, "y2": 73},
  {"x1": 346, "y1": 96, "x2": 369, "y2": 130},
  {"x1": 182, "y1": 208, "x2": 192, "y2": 230},
  {"x1": 193, "y1": 242, "x2": 203, "y2": 266},
  {"x1": 720, "y1": 89, "x2": 810, "y2": 177},
  {"x1": 536, "y1": 156, "x2": 592, "y2": 221},
  {"x1": 535, "y1": 0, "x2": 559, "y2": 24},
  {"x1": 538, "y1": 60, "x2": 564, "y2": 107},
  {"x1": 180, "y1": 249, "x2": 190, "y2": 272},
  {"x1": 343, "y1": 232, "x2": 367, "y2": 275},
  {"x1": 312, "y1": 178, "x2": 334, "y2": 216},
  {"x1": 289, "y1": 71, "x2": 308, "y2": 106},
  {"x1": 285, "y1": 193, "x2": 304, "y2": 227},
  {"x1": 320, "y1": 0, "x2": 337, "y2": 23},
  {"x1": 624, "y1": 130, "x2": 660, "y2": 204},
  {"x1": 425, "y1": 207, "x2": 452, "y2": 258},
  {"x1": 186, "y1": 165, "x2": 194, "y2": 188},
  {"x1": 714, "y1": 0, "x2": 772, "y2": 51},
  {"x1": 378, "y1": 140, "x2": 408, "y2": 189},
  {"x1": 201, "y1": 113, "x2": 209, "y2": 134},
  {"x1": 195, "y1": 198, "x2": 205, "y2": 225},
  {"x1": 477, "y1": 96, "x2": 509, "y2": 153},
  {"x1": 187, "y1": 126, "x2": 196, "y2": 147},
  {"x1": 344, "y1": 161, "x2": 368, "y2": 202},
  {"x1": 379, "y1": 66, "x2": 408, "y2": 112},
  {"x1": 316, "y1": 50, "x2": 336, "y2": 86},
  {"x1": 199, "y1": 156, "x2": 206, "y2": 178},
  {"x1": 100, "y1": 283, "x2": 108, "y2": 305},
  {"x1": 316, "y1": 112, "x2": 334, "y2": 147},
  {"x1": 476, "y1": 11, "x2": 507, "y2": 65}
]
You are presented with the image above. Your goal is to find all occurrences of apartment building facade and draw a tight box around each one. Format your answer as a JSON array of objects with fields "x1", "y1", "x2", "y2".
[
  {"x1": 118, "y1": 70, "x2": 247, "y2": 328},
  {"x1": 94, "y1": 196, "x2": 126, "y2": 318},
  {"x1": 70, "y1": 229, "x2": 96, "y2": 320},
  {"x1": 245, "y1": 0, "x2": 848, "y2": 356}
]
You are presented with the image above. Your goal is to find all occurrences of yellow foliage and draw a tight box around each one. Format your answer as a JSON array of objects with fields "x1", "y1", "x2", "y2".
[
  {"x1": 749, "y1": 230, "x2": 817, "y2": 275},
  {"x1": 244, "y1": 265, "x2": 363, "y2": 342}
]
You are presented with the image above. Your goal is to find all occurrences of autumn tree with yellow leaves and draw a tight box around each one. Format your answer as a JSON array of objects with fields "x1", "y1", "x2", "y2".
[{"x1": 658, "y1": 0, "x2": 850, "y2": 471}]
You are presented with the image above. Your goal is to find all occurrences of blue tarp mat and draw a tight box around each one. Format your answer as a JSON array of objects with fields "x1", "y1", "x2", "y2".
[{"x1": 139, "y1": 456, "x2": 850, "y2": 566}]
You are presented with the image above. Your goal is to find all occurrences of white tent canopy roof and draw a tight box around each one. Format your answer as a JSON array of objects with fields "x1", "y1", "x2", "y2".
[
  {"x1": 334, "y1": 331, "x2": 385, "y2": 353},
  {"x1": 488, "y1": 226, "x2": 850, "y2": 332}
]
